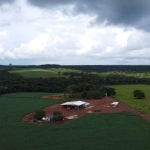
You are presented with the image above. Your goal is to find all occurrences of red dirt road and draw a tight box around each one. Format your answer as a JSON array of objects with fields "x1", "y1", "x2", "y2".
[
  {"x1": 42, "y1": 94, "x2": 69, "y2": 100},
  {"x1": 22, "y1": 97, "x2": 150, "y2": 124}
]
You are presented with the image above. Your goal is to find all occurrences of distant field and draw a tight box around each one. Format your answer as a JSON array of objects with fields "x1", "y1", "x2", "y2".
[
  {"x1": 9, "y1": 68, "x2": 67, "y2": 78},
  {"x1": 0, "y1": 92, "x2": 150, "y2": 150},
  {"x1": 9, "y1": 68, "x2": 82, "y2": 78},
  {"x1": 110, "y1": 85, "x2": 150, "y2": 114},
  {"x1": 9, "y1": 67, "x2": 150, "y2": 78},
  {"x1": 97, "y1": 71, "x2": 150, "y2": 78}
]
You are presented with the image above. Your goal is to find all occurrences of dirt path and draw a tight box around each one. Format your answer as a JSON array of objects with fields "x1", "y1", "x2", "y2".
[{"x1": 42, "y1": 94, "x2": 69, "y2": 100}]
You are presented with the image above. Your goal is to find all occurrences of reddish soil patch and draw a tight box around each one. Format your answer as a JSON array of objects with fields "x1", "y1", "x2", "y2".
[
  {"x1": 22, "y1": 97, "x2": 150, "y2": 124},
  {"x1": 42, "y1": 94, "x2": 69, "y2": 100}
]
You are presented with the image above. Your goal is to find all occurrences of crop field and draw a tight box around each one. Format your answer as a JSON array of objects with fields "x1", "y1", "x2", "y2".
[
  {"x1": 96, "y1": 71, "x2": 150, "y2": 78},
  {"x1": 9, "y1": 67, "x2": 150, "y2": 79},
  {"x1": 0, "y1": 92, "x2": 150, "y2": 150},
  {"x1": 9, "y1": 68, "x2": 83, "y2": 78},
  {"x1": 9, "y1": 68, "x2": 68, "y2": 78},
  {"x1": 110, "y1": 85, "x2": 150, "y2": 115}
]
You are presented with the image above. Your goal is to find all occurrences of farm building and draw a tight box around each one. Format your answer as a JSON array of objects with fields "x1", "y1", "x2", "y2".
[{"x1": 61, "y1": 101, "x2": 90, "y2": 110}]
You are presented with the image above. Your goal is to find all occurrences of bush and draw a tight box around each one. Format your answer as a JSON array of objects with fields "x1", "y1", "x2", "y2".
[
  {"x1": 133, "y1": 90, "x2": 145, "y2": 99},
  {"x1": 53, "y1": 111, "x2": 61, "y2": 116},
  {"x1": 54, "y1": 114, "x2": 64, "y2": 121},
  {"x1": 86, "y1": 91, "x2": 103, "y2": 99},
  {"x1": 53, "y1": 111, "x2": 64, "y2": 121},
  {"x1": 105, "y1": 87, "x2": 116, "y2": 96},
  {"x1": 34, "y1": 110, "x2": 46, "y2": 120}
]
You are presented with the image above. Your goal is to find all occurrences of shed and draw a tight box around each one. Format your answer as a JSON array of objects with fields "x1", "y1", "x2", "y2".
[{"x1": 111, "y1": 102, "x2": 119, "y2": 107}]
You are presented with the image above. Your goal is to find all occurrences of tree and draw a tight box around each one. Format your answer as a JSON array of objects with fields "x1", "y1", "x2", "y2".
[
  {"x1": 54, "y1": 114, "x2": 64, "y2": 121},
  {"x1": 34, "y1": 110, "x2": 46, "y2": 120},
  {"x1": 105, "y1": 87, "x2": 116, "y2": 97},
  {"x1": 53, "y1": 111, "x2": 61, "y2": 116},
  {"x1": 53, "y1": 111, "x2": 64, "y2": 121},
  {"x1": 133, "y1": 90, "x2": 145, "y2": 99}
]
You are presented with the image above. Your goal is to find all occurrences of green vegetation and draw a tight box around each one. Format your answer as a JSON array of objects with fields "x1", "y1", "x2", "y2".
[
  {"x1": 110, "y1": 85, "x2": 150, "y2": 114},
  {"x1": 66, "y1": 85, "x2": 116, "y2": 99},
  {"x1": 53, "y1": 111, "x2": 64, "y2": 121},
  {"x1": 9, "y1": 67, "x2": 150, "y2": 79},
  {"x1": 9, "y1": 67, "x2": 84, "y2": 78},
  {"x1": 96, "y1": 71, "x2": 150, "y2": 78},
  {"x1": 34, "y1": 110, "x2": 46, "y2": 120},
  {"x1": 134, "y1": 90, "x2": 145, "y2": 99},
  {"x1": 1, "y1": 65, "x2": 150, "y2": 149},
  {"x1": 0, "y1": 93, "x2": 150, "y2": 150},
  {"x1": 53, "y1": 111, "x2": 62, "y2": 116},
  {"x1": 9, "y1": 68, "x2": 68, "y2": 78}
]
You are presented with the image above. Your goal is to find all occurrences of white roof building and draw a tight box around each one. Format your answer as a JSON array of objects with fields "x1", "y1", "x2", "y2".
[
  {"x1": 111, "y1": 102, "x2": 119, "y2": 107},
  {"x1": 61, "y1": 101, "x2": 90, "y2": 107}
]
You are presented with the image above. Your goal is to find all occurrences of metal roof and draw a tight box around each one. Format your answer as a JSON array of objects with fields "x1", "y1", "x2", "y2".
[{"x1": 61, "y1": 101, "x2": 89, "y2": 106}]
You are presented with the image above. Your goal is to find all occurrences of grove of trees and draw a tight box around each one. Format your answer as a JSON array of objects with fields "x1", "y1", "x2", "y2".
[{"x1": 0, "y1": 66, "x2": 150, "y2": 97}]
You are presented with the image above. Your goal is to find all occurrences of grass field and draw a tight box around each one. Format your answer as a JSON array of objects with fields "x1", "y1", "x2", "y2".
[
  {"x1": 9, "y1": 67, "x2": 150, "y2": 79},
  {"x1": 0, "y1": 92, "x2": 150, "y2": 150},
  {"x1": 110, "y1": 85, "x2": 150, "y2": 115},
  {"x1": 9, "y1": 68, "x2": 68, "y2": 78},
  {"x1": 9, "y1": 68, "x2": 83, "y2": 78}
]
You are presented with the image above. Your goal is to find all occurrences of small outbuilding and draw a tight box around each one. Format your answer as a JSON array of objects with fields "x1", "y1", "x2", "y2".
[{"x1": 111, "y1": 102, "x2": 119, "y2": 107}]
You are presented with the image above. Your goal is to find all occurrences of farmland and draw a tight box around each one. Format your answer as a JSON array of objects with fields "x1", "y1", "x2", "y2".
[
  {"x1": 0, "y1": 92, "x2": 150, "y2": 150},
  {"x1": 9, "y1": 66, "x2": 150, "y2": 79},
  {"x1": 9, "y1": 68, "x2": 67, "y2": 78},
  {"x1": 110, "y1": 85, "x2": 150, "y2": 115},
  {"x1": 9, "y1": 67, "x2": 84, "y2": 78}
]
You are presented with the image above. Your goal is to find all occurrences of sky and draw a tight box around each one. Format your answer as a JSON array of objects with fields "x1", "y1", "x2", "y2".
[{"x1": 0, "y1": 0, "x2": 150, "y2": 65}]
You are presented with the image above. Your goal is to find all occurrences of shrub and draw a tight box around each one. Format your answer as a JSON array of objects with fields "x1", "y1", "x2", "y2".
[
  {"x1": 54, "y1": 114, "x2": 64, "y2": 121},
  {"x1": 34, "y1": 110, "x2": 46, "y2": 120},
  {"x1": 133, "y1": 90, "x2": 145, "y2": 99},
  {"x1": 53, "y1": 111, "x2": 61, "y2": 116},
  {"x1": 105, "y1": 87, "x2": 116, "y2": 96}
]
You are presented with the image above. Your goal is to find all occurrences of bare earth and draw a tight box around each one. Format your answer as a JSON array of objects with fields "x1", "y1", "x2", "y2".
[
  {"x1": 22, "y1": 97, "x2": 150, "y2": 124},
  {"x1": 42, "y1": 94, "x2": 69, "y2": 100}
]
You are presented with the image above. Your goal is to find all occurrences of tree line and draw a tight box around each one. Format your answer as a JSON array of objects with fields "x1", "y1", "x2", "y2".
[
  {"x1": 0, "y1": 70, "x2": 150, "y2": 97},
  {"x1": 1, "y1": 64, "x2": 150, "y2": 73}
]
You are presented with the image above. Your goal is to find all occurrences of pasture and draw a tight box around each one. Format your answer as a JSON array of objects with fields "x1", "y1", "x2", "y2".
[
  {"x1": 0, "y1": 92, "x2": 150, "y2": 150},
  {"x1": 110, "y1": 85, "x2": 150, "y2": 114},
  {"x1": 9, "y1": 68, "x2": 66, "y2": 78},
  {"x1": 9, "y1": 68, "x2": 82, "y2": 78},
  {"x1": 9, "y1": 67, "x2": 150, "y2": 79}
]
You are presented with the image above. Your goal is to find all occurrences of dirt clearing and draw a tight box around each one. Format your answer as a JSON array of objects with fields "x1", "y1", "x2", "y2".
[
  {"x1": 42, "y1": 94, "x2": 69, "y2": 100},
  {"x1": 22, "y1": 97, "x2": 150, "y2": 124}
]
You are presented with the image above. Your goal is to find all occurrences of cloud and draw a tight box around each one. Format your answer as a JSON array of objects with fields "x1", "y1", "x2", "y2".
[
  {"x1": 1, "y1": 0, "x2": 150, "y2": 65},
  {"x1": 28, "y1": 0, "x2": 74, "y2": 8},
  {"x1": 0, "y1": 0, "x2": 15, "y2": 6},
  {"x1": 28, "y1": 0, "x2": 150, "y2": 32}
]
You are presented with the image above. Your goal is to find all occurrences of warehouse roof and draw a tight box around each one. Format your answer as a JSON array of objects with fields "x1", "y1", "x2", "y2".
[{"x1": 61, "y1": 101, "x2": 89, "y2": 106}]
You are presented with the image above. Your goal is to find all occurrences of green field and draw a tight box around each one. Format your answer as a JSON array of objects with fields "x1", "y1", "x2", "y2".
[
  {"x1": 96, "y1": 71, "x2": 150, "y2": 78},
  {"x1": 0, "y1": 92, "x2": 150, "y2": 150},
  {"x1": 9, "y1": 68, "x2": 67, "y2": 78},
  {"x1": 9, "y1": 68, "x2": 83, "y2": 78},
  {"x1": 9, "y1": 67, "x2": 150, "y2": 79},
  {"x1": 110, "y1": 85, "x2": 150, "y2": 114}
]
